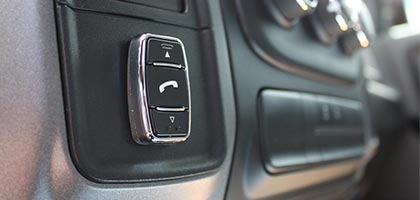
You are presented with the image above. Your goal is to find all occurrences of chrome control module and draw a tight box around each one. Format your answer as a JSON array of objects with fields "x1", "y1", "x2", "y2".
[{"x1": 127, "y1": 33, "x2": 191, "y2": 144}]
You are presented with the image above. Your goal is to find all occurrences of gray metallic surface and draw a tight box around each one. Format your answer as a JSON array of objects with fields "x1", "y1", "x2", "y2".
[{"x1": 0, "y1": 0, "x2": 236, "y2": 199}]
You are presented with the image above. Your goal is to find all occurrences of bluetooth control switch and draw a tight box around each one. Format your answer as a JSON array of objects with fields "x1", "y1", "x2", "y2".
[
  {"x1": 146, "y1": 66, "x2": 189, "y2": 108},
  {"x1": 128, "y1": 33, "x2": 191, "y2": 144}
]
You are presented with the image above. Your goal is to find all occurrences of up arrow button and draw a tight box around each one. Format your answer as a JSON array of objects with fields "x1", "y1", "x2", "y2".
[{"x1": 146, "y1": 38, "x2": 185, "y2": 65}]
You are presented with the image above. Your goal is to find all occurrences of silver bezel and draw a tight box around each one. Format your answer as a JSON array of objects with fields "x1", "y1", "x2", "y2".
[{"x1": 127, "y1": 33, "x2": 191, "y2": 144}]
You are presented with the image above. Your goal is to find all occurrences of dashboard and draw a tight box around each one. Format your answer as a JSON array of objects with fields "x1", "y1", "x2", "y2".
[{"x1": 0, "y1": 0, "x2": 418, "y2": 199}]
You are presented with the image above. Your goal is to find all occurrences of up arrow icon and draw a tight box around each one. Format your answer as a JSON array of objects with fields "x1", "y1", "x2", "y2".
[{"x1": 165, "y1": 51, "x2": 171, "y2": 58}]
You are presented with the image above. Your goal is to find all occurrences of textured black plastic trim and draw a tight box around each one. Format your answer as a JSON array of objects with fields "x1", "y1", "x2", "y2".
[
  {"x1": 56, "y1": 0, "x2": 210, "y2": 29},
  {"x1": 55, "y1": 6, "x2": 226, "y2": 183},
  {"x1": 259, "y1": 89, "x2": 366, "y2": 174}
]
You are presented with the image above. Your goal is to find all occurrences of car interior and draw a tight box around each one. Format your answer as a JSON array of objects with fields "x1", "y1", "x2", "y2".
[{"x1": 0, "y1": 0, "x2": 418, "y2": 199}]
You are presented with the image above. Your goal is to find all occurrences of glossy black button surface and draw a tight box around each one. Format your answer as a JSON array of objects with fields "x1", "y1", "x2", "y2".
[
  {"x1": 150, "y1": 110, "x2": 189, "y2": 135},
  {"x1": 146, "y1": 66, "x2": 189, "y2": 108},
  {"x1": 146, "y1": 38, "x2": 185, "y2": 65}
]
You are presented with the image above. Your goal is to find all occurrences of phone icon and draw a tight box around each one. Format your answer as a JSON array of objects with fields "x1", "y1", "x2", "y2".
[{"x1": 159, "y1": 80, "x2": 178, "y2": 93}]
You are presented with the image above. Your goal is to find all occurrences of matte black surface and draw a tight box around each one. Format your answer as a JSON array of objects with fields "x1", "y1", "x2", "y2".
[
  {"x1": 56, "y1": 6, "x2": 226, "y2": 182},
  {"x1": 314, "y1": 97, "x2": 365, "y2": 161},
  {"x1": 259, "y1": 90, "x2": 366, "y2": 173},
  {"x1": 147, "y1": 38, "x2": 185, "y2": 65},
  {"x1": 365, "y1": 132, "x2": 419, "y2": 200},
  {"x1": 309, "y1": 95, "x2": 366, "y2": 161},
  {"x1": 150, "y1": 110, "x2": 189, "y2": 135},
  {"x1": 259, "y1": 90, "x2": 307, "y2": 169},
  {"x1": 57, "y1": 0, "x2": 210, "y2": 29},
  {"x1": 146, "y1": 66, "x2": 189, "y2": 108},
  {"x1": 301, "y1": 93, "x2": 323, "y2": 163},
  {"x1": 119, "y1": 0, "x2": 185, "y2": 12}
]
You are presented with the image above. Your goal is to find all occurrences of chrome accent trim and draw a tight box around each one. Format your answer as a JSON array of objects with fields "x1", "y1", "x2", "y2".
[
  {"x1": 156, "y1": 133, "x2": 188, "y2": 137},
  {"x1": 297, "y1": 0, "x2": 318, "y2": 11},
  {"x1": 355, "y1": 30, "x2": 369, "y2": 47},
  {"x1": 335, "y1": 14, "x2": 349, "y2": 31},
  {"x1": 127, "y1": 33, "x2": 191, "y2": 144},
  {"x1": 156, "y1": 107, "x2": 187, "y2": 112},
  {"x1": 153, "y1": 62, "x2": 184, "y2": 69}
]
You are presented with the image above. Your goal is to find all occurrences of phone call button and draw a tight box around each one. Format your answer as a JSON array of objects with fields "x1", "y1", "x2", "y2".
[{"x1": 146, "y1": 66, "x2": 189, "y2": 108}]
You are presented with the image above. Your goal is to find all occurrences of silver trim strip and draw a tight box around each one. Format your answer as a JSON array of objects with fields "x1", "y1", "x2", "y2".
[
  {"x1": 153, "y1": 62, "x2": 184, "y2": 69},
  {"x1": 127, "y1": 33, "x2": 191, "y2": 144},
  {"x1": 156, "y1": 107, "x2": 187, "y2": 112},
  {"x1": 156, "y1": 133, "x2": 188, "y2": 137}
]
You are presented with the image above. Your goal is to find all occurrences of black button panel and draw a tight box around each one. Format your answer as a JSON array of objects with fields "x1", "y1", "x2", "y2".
[
  {"x1": 146, "y1": 66, "x2": 189, "y2": 108},
  {"x1": 147, "y1": 38, "x2": 185, "y2": 65},
  {"x1": 259, "y1": 89, "x2": 365, "y2": 173},
  {"x1": 150, "y1": 110, "x2": 189, "y2": 135},
  {"x1": 259, "y1": 90, "x2": 307, "y2": 170},
  {"x1": 127, "y1": 33, "x2": 191, "y2": 144}
]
